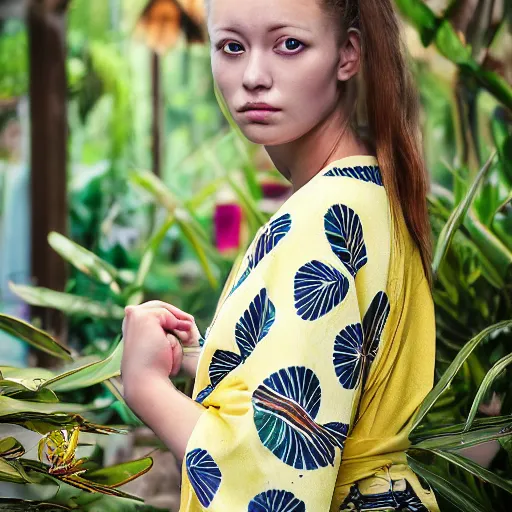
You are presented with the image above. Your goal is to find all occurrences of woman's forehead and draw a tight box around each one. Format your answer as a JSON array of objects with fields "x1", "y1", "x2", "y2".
[{"x1": 207, "y1": 0, "x2": 327, "y2": 32}]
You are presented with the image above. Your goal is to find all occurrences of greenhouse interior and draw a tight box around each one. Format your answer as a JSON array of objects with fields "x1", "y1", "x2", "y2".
[{"x1": 0, "y1": 0, "x2": 511, "y2": 510}]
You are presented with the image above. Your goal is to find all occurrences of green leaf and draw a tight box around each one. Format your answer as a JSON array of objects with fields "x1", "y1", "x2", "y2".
[
  {"x1": 0, "y1": 367, "x2": 55, "y2": 381},
  {"x1": 410, "y1": 319, "x2": 512, "y2": 431},
  {"x1": 126, "y1": 216, "x2": 175, "y2": 305},
  {"x1": 412, "y1": 415, "x2": 512, "y2": 441},
  {"x1": 20, "y1": 459, "x2": 144, "y2": 502},
  {"x1": 464, "y1": 212, "x2": 512, "y2": 278},
  {"x1": 413, "y1": 422, "x2": 512, "y2": 451},
  {"x1": 82, "y1": 456, "x2": 153, "y2": 487},
  {"x1": 185, "y1": 178, "x2": 227, "y2": 212},
  {"x1": 434, "y1": 20, "x2": 473, "y2": 66},
  {"x1": 176, "y1": 214, "x2": 220, "y2": 289},
  {"x1": 226, "y1": 172, "x2": 268, "y2": 228},
  {"x1": 129, "y1": 170, "x2": 223, "y2": 290},
  {"x1": 0, "y1": 396, "x2": 98, "y2": 417},
  {"x1": 129, "y1": 170, "x2": 178, "y2": 212},
  {"x1": 395, "y1": 1, "x2": 512, "y2": 110},
  {"x1": 0, "y1": 367, "x2": 57, "y2": 401},
  {"x1": 0, "y1": 499, "x2": 71, "y2": 511},
  {"x1": 1, "y1": 411, "x2": 126, "y2": 435},
  {"x1": 464, "y1": 353, "x2": 512, "y2": 432},
  {"x1": 48, "y1": 232, "x2": 121, "y2": 294},
  {"x1": 392, "y1": 0, "x2": 438, "y2": 44},
  {"x1": 421, "y1": 448, "x2": 512, "y2": 495},
  {"x1": 9, "y1": 283, "x2": 124, "y2": 320},
  {"x1": 0, "y1": 458, "x2": 30, "y2": 484},
  {"x1": 0, "y1": 378, "x2": 38, "y2": 395},
  {"x1": 0, "y1": 437, "x2": 25, "y2": 459},
  {"x1": 491, "y1": 109, "x2": 512, "y2": 188},
  {"x1": 0, "y1": 313, "x2": 72, "y2": 361},
  {"x1": 42, "y1": 341, "x2": 123, "y2": 393},
  {"x1": 214, "y1": 82, "x2": 247, "y2": 141},
  {"x1": 201, "y1": 144, "x2": 267, "y2": 230},
  {"x1": 476, "y1": 67, "x2": 512, "y2": 113},
  {"x1": 498, "y1": 436, "x2": 512, "y2": 465},
  {"x1": 407, "y1": 452, "x2": 489, "y2": 512},
  {"x1": 0, "y1": 380, "x2": 59, "y2": 403},
  {"x1": 432, "y1": 151, "x2": 496, "y2": 275}
]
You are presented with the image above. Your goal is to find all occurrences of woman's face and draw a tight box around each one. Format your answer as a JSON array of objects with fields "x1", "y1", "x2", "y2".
[{"x1": 207, "y1": 0, "x2": 347, "y2": 146}]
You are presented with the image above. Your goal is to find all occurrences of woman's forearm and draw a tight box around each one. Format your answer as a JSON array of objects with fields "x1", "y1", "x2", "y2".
[
  {"x1": 124, "y1": 374, "x2": 203, "y2": 462},
  {"x1": 181, "y1": 346, "x2": 201, "y2": 378}
]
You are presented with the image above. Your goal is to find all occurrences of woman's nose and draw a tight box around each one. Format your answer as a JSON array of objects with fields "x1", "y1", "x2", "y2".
[{"x1": 242, "y1": 52, "x2": 272, "y2": 90}]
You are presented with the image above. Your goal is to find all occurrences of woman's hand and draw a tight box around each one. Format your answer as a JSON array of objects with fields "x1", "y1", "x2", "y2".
[
  {"x1": 120, "y1": 301, "x2": 204, "y2": 462},
  {"x1": 121, "y1": 301, "x2": 195, "y2": 397}
]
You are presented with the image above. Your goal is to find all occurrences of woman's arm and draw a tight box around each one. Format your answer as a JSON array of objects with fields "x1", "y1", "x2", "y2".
[
  {"x1": 121, "y1": 301, "x2": 203, "y2": 462},
  {"x1": 181, "y1": 345, "x2": 201, "y2": 378},
  {"x1": 124, "y1": 371, "x2": 203, "y2": 463}
]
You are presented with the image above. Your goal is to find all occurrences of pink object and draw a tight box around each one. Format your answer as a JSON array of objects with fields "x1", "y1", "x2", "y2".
[
  {"x1": 261, "y1": 181, "x2": 292, "y2": 199},
  {"x1": 214, "y1": 203, "x2": 242, "y2": 253}
]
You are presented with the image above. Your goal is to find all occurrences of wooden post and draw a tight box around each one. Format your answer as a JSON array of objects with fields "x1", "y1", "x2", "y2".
[
  {"x1": 28, "y1": 0, "x2": 69, "y2": 354},
  {"x1": 151, "y1": 51, "x2": 162, "y2": 178}
]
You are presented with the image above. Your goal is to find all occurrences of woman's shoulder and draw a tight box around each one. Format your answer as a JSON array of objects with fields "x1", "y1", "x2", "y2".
[{"x1": 267, "y1": 157, "x2": 390, "y2": 238}]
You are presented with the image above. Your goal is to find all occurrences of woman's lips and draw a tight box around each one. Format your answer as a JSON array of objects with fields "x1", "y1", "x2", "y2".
[{"x1": 243, "y1": 109, "x2": 280, "y2": 122}]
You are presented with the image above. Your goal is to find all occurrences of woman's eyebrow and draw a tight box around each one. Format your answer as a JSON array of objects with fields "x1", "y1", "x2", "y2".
[
  {"x1": 267, "y1": 23, "x2": 311, "y2": 32},
  {"x1": 214, "y1": 22, "x2": 311, "y2": 35}
]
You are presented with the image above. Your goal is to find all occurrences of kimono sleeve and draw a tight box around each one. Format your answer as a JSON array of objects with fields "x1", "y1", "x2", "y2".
[{"x1": 180, "y1": 183, "x2": 391, "y2": 511}]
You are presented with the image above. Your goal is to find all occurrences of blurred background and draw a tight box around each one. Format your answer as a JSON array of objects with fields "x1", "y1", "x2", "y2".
[{"x1": 0, "y1": 0, "x2": 510, "y2": 510}]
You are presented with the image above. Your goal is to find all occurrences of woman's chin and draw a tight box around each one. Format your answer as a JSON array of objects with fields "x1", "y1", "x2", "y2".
[{"x1": 240, "y1": 125, "x2": 297, "y2": 146}]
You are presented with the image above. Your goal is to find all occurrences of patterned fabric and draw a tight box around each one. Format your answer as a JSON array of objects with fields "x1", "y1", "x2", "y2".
[
  {"x1": 340, "y1": 479, "x2": 428, "y2": 511},
  {"x1": 179, "y1": 156, "x2": 439, "y2": 511},
  {"x1": 337, "y1": 464, "x2": 439, "y2": 512}
]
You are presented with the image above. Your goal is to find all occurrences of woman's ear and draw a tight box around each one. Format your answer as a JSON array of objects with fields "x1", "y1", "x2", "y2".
[{"x1": 337, "y1": 28, "x2": 361, "y2": 82}]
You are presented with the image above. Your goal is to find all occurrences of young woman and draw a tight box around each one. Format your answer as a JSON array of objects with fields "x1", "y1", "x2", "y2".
[{"x1": 121, "y1": 0, "x2": 441, "y2": 510}]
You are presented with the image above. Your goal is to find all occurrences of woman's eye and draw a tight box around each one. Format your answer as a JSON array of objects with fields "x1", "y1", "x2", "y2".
[
  {"x1": 277, "y1": 38, "x2": 304, "y2": 53},
  {"x1": 222, "y1": 42, "x2": 244, "y2": 55}
]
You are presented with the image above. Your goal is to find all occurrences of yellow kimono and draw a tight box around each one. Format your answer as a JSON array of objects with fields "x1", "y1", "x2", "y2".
[{"x1": 179, "y1": 155, "x2": 440, "y2": 511}]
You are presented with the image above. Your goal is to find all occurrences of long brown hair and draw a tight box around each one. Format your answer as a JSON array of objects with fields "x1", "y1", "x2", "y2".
[{"x1": 325, "y1": 0, "x2": 433, "y2": 286}]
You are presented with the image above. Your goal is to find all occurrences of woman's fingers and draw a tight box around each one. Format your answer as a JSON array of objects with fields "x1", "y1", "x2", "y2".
[
  {"x1": 125, "y1": 305, "x2": 193, "y2": 332},
  {"x1": 168, "y1": 333, "x2": 183, "y2": 377},
  {"x1": 155, "y1": 308, "x2": 193, "y2": 333},
  {"x1": 132, "y1": 301, "x2": 194, "y2": 322},
  {"x1": 172, "y1": 322, "x2": 201, "y2": 346}
]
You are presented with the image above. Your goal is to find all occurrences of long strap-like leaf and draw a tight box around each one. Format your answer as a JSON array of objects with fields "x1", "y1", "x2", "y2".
[
  {"x1": 407, "y1": 453, "x2": 485, "y2": 512},
  {"x1": 0, "y1": 313, "x2": 72, "y2": 361},
  {"x1": 464, "y1": 352, "x2": 512, "y2": 432},
  {"x1": 432, "y1": 151, "x2": 496, "y2": 276},
  {"x1": 48, "y1": 232, "x2": 121, "y2": 294},
  {"x1": 410, "y1": 319, "x2": 512, "y2": 431},
  {"x1": 418, "y1": 448, "x2": 512, "y2": 496}
]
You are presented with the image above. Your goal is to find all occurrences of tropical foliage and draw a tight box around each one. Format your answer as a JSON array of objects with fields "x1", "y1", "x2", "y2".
[
  {"x1": 0, "y1": 313, "x2": 158, "y2": 510},
  {"x1": 0, "y1": 0, "x2": 511, "y2": 510},
  {"x1": 395, "y1": 1, "x2": 512, "y2": 510}
]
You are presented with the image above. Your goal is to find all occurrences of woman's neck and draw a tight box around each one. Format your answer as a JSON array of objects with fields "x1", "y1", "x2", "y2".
[{"x1": 264, "y1": 109, "x2": 373, "y2": 193}]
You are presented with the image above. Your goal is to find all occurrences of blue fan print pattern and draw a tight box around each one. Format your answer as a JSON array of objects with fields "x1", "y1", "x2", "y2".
[
  {"x1": 252, "y1": 366, "x2": 348, "y2": 470},
  {"x1": 333, "y1": 292, "x2": 390, "y2": 390},
  {"x1": 249, "y1": 489, "x2": 306, "y2": 512},
  {"x1": 324, "y1": 164, "x2": 383, "y2": 186},
  {"x1": 196, "y1": 288, "x2": 276, "y2": 404},
  {"x1": 325, "y1": 204, "x2": 367, "y2": 278},
  {"x1": 230, "y1": 213, "x2": 292, "y2": 296},
  {"x1": 186, "y1": 448, "x2": 222, "y2": 508},
  {"x1": 294, "y1": 260, "x2": 350, "y2": 321}
]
